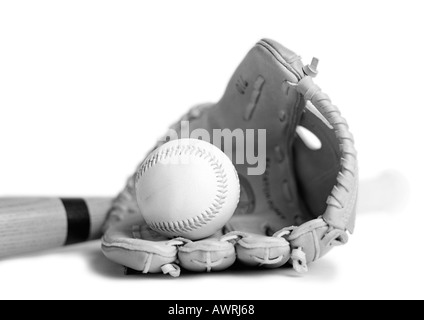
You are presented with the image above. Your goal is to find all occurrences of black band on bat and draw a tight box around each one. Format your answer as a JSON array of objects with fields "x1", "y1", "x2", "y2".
[{"x1": 61, "y1": 198, "x2": 91, "y2": 245}]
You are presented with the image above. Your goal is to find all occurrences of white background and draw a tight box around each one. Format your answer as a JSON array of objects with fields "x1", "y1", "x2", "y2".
[{"x1": 0, "y1": 0, "x2": 421, "y2": 300}]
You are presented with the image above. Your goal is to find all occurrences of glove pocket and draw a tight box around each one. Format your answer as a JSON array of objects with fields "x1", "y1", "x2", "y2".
[
  {"x1": 178, "y1": 239, "x2": 236, "y2": 272},
  {"x1": 236, "y1": 234, "x2": 291, "y2": 268}
]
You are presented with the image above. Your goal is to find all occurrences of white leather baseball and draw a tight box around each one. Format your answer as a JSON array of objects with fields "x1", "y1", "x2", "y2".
[{"x1": 135, "y1": 139, "x2": 240, "y2": 240}]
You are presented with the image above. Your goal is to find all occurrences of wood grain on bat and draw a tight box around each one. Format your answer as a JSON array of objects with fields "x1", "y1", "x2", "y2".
[{"x1": 0, "y1": 197, "x2": 112, "y2": 258}]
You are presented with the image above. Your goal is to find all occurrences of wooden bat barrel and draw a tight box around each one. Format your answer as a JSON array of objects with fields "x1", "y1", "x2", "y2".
[{"x1": 0, "y1": 197, "x2": 113, "y2": 258}]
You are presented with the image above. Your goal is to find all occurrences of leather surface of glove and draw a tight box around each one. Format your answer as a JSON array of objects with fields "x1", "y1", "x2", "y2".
[{"x1": 101, "y1": 39, "x2": 358, "y2": 276}]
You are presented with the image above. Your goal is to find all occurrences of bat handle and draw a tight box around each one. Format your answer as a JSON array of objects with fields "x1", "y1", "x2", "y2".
[{"x1": 0, "y1": 197, "x2": 113, "y2": 259}]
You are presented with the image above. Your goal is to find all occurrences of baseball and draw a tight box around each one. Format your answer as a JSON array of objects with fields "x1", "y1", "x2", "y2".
[{"x1": 135, "y1": 139, "x2": 240, "y2": 240}]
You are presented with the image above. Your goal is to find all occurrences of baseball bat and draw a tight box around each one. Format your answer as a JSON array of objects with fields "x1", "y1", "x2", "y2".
[{"x1": 0, "y1": 197, "x2": 113, "y2": 259}]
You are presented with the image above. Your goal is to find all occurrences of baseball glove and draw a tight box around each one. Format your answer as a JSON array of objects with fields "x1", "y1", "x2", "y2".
[{"x1": 101, "y1": 39, "x2": 358, "y2": 277}]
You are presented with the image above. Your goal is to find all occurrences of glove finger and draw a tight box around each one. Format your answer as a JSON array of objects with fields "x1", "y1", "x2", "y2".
[
  {"x1": 235, "y1": 232, "x2": 291, "y2": 269},
  {"x1": 285, "y1": 218, "x2": 348, "y2": 264},
  {"x1": 178, "y1": 237, "x2": 236, "y2": 272},
  {"x1": 101, "y1": 215, "x2": 178, "y2": 274}
]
